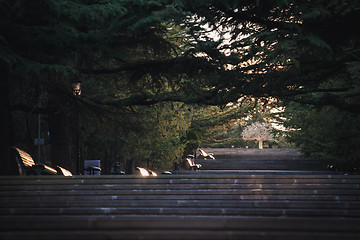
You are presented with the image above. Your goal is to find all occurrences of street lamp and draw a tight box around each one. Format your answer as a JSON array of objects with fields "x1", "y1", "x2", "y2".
[
  {"x1": 72, "y1": 81, "x2": 82, "y2": 96},
  {"x1": 72, "y1": 79, "x2": 82, "y2": 175}
]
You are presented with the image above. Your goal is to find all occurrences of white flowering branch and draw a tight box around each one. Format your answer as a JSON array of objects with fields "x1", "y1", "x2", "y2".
[{"x1": 242, "y1": 122, "x2": 274, "y2": 149}]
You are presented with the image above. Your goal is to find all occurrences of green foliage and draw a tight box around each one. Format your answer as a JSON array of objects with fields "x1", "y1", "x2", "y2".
[
  {"x1": 2, "y1": 0, "x2": 360, "y2": 173},
  {"x1": 187, "y1": 101, "x2": 254, "y2": 148},
  {"x1": 183, "y1": 129, "x2": 202, "y2": 156},
  {"x1": 4, "y1": 0, "x2": 359, "y2": 108},
  {"x1": 173, "y1": 0, "x2": 360, "y2": 109},
  {"x1": 81, "y1": 101, "x2": 191, "y2": 172},
  {"x1": 282, "y1": 102, "x2": 360, "y2": 171}
]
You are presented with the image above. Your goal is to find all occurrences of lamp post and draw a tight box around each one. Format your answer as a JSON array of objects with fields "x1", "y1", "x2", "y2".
[
  {"x1": 72, "y1": 79, "x2": 82, "y2": 175},
  {"x1": 72, "y1": 81, "x2": 82, "y2": 96},
  {"x1": 35, "y1": 92, "x2": 46, "y2": 164}
]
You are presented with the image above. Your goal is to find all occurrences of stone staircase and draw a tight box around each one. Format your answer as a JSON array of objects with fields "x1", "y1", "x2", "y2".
[
  {"x1": 1, "y1": 173, "x2": 360, "y2": 239},
  {"x1": 196, "y1": 148, "x2": 326, "y2": 170}
]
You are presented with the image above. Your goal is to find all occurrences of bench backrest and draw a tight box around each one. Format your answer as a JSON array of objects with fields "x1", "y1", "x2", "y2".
[
  {"x1": 136, "y1": 167, "x2": 150, "y2": 176},
  {"x1": 199, "y1": 149, "x2": 207, "y2": 156},
  {"x1": 10, "y1": 146, "x2": 59, "y2": 175},
  {"x1": 56, "y1": 166, "x2": 73, "y2": 176},
  {"x1": 10, "y1": 147, "x2": 35, "y2": 175},
  {"x1": 186, "y1": 158, "x2": 194, "y2": 167},
  {"x1": 15, "y1": 147, "x2": 36, "y2": 167}
]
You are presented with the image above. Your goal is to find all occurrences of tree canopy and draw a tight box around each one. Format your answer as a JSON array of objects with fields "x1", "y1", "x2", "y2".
[
  {"x1": 2, "y1": 0, "x2": 359, "y2": 109},
  {"x1": 179, "y1": 0, "x2": 360, "y2": 109},
  {"x1": 1, "y1": 0, "x2": 360, "y2": 173}
]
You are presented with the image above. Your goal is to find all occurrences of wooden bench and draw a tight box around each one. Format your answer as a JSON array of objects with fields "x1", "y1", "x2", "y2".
[
  {"x1": 84, "y1": 166, "x2": 101, "y2": 175},
  {"x1": 199, "y1": 148, "x2": 215, "y2": 159},
  {"x1": 185, "y1": 157, "x2": 202, "y2": 171},
  {"x1": 136, "y1": 167, "x2": 158, "y2": 176},
  {"x1": 56, "y1": 166, "x2": 73, "y2": 176},
  {"x1": 9, "y1": 147, "x2": 72, "y2": 176}
]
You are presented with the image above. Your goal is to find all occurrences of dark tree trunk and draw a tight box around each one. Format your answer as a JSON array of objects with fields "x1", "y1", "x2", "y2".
[
  {"x1": 47, "y1": 74, "x2": 75, "y2": 173},
  {"x1": 0, "y1": 66, "x2": 15, "y2": 175},
  {"x1": 125, "y1": 159, "x2": 135, "y2": 174},
  {"x1": 48, "y1": 108, "x2": 73, "y2": 171}
]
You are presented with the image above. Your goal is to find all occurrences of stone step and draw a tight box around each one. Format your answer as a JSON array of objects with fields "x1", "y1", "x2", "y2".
[
  {"x1": 2, "y1": 173, "x2": 357, "y2": 179},
  {"x1": 2, "y1": 206, "x2": 360, "y2": 218},
  {"x1": 196, "y1": 159, "x2": 325, "y2": 170},
  {"x1": 2, "y1": 182, "x2": 359, "y2": 190},
  {"x1": 2, "y1": 174, "x2": 360, "y2": 184},
  {"x1": 1, "y1": 216, "x2": 359, "y2": 240},
  {"x1": 2, "y1": 199, "x2": 360, "y2": 209},
  {"x1": 1, "y1": 194, "x2": 359, "y2": 202},
  {"x1": 1, "y1": 230, "x2": 358, "y2": 240},
  {"x1": 195, "y1": 148, "x2": 326, "y2": 171},
  {"x1": 197, "y1": 159, "x2": 313, "y2": 161},
  {"x1": 2, "y1": 175, "x2": 359, "y2": 202},
  {"x1": 199, "y1": 148, "x2": 303, "y2": 158},
  {"x1": 1, "y1": 174, "x2": 360, "y2": 240},
  {"x1": 2, "y1": 187, "x2": 360, "y2": 195},
  {"x1": 196, "y1": 161, "x2": 324, "y2": 170}
]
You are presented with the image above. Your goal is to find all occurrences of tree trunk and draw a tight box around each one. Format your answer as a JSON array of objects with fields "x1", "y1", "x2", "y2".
[
  {"x1": 48, "y1": 109, "x2": 73, "y2": 171},
  {"x1": 125, "y1": 159, "x2": 135, "y2": 174},
  {"x1": 258, "y1": 139, "x2": 263, "y2": 149},
  {"x1": 47, "y1": 75, "x2": 74, "y2": 173},
  {"x1": 0, "y1": 66, "x2": 15, "y2": 175}
]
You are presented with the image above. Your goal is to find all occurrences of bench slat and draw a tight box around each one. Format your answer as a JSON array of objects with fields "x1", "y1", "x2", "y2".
[{"x1": 16, "y1": 148, "x2": 35, "y2": 167}]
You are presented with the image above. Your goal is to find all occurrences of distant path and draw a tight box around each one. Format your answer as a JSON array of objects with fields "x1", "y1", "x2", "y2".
[{"x1": 196, "y1": 148, "x2": 326, "y2": 171}]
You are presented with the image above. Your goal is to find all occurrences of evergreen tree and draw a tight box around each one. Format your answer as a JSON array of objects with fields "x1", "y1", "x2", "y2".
[
  {"x1": 176, "y1": 0, "x2": 360, "y2": 110},
  {"x1": 2, "y1": 0, "x2": 359, "y2": 173},
  {"x1": 1, "y1": 0, "x2": 195, "y2": 172},
  {"x1": 281, "y1": 102, "x2": 360, "y2": 171}
]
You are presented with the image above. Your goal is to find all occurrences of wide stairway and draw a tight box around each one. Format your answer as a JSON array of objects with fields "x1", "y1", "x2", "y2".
[
  {"x1": 196, "y1": 148, "x2": 326, "y2": 170},
  {"x1": 1, "y1": 173, "x2": 360, "y2": 240}
]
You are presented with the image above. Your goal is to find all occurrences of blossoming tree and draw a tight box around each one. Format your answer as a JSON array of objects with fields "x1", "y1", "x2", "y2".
[{"x1": 241, "y1": 122, "x2": 274, "y2": 149}]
